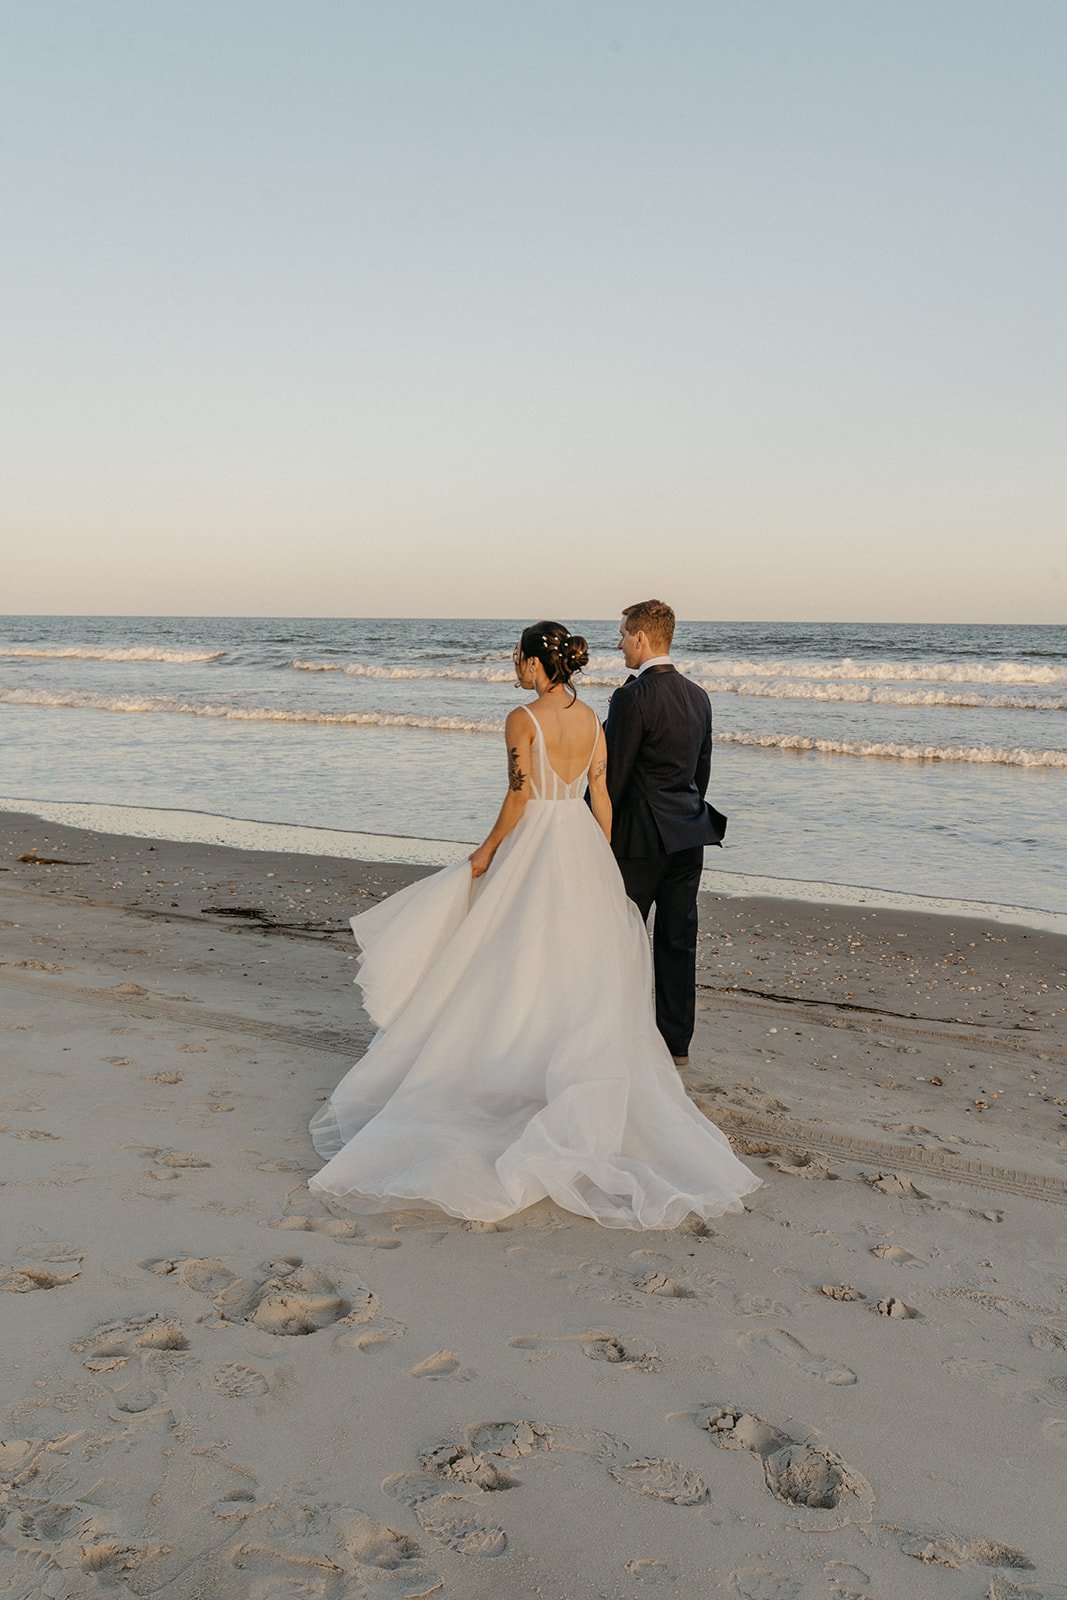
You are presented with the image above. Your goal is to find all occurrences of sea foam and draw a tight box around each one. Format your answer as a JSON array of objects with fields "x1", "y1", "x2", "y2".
[
  {"x1": 289, "y1": 657, "x2": 1066, "y2": 708},
  {"x1": 0, "y1": 645, "x2": 225, "y2": 663},
  {"x1": 4, "y1": 688, "x2": 1064, "y2": 765}
]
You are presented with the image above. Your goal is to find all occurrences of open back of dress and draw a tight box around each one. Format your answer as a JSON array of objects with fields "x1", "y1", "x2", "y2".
[{"x1": 522, "y1": 704, "x2": 600, "y2": 800}]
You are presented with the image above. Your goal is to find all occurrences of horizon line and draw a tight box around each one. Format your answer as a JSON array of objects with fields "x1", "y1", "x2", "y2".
[{"x1": 1, "y1": 613, "x2": 1061, "y2": 628}]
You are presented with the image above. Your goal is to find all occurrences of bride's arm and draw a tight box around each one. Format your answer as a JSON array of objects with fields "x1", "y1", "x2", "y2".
[
  {"x1": 587, "y1": 726, "x2": 612, "y2": 843},
  {"x1": 469, "y1": 709, "x2": 534, "y2": 877}
]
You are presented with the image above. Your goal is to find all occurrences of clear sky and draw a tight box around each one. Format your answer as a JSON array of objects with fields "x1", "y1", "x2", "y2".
[{"x1": 3, "y1": 1, "x2": 1064, "y2": 621}]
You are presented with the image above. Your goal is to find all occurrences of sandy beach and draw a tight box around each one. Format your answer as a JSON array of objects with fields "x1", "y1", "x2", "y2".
[{"x1": 2, "y1": 806, "x2": 1065, "y2": 1600}]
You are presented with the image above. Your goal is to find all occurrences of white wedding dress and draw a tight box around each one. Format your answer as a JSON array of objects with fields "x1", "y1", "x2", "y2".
[{"x1": 309, "y1": 706, "x2": 761, "y2": 1229}]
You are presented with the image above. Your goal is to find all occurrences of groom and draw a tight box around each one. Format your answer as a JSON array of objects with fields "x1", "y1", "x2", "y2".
[{"x1": 604, "y1": 599, "x2": 726, "y2": 1066}]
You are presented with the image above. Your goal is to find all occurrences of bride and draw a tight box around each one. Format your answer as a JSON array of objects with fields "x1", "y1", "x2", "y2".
[{"x1": 309, "y1": 621, "x2": 760, "y2": 1229}]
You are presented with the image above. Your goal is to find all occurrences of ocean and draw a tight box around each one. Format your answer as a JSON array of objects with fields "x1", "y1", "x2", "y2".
[{"x1": 2, "y1": 615, "x2": 1064, "y2": 917}]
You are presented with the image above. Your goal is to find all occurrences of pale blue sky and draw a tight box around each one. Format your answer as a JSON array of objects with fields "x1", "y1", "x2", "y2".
[{"x1": 3, "y1": 1, "x2": 1064, "y2": 620}]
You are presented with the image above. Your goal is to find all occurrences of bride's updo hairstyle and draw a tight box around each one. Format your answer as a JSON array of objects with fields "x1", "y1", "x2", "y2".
[{"x1": 518, "y1": 620, "x2": 590, "y2": 701}]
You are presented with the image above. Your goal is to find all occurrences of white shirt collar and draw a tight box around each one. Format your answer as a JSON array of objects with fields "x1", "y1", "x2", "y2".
[{"x1": 635, "y1": 655, "x2": 673, "y2": 677}]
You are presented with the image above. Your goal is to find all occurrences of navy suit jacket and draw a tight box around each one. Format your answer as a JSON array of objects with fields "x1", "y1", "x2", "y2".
[{"x1": 604, "y1": 664, "x2": 727, "y2": 858}]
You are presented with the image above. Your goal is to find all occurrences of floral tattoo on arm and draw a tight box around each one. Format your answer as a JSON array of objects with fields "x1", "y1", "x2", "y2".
[{"x1": 508, "y1": 747, "x2": 526, "y2": 792}]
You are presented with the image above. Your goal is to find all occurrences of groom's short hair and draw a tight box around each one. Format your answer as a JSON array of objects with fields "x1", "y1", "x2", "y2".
[{"x1": 622, "y1": 599, "x2": 675, "y2": 651}]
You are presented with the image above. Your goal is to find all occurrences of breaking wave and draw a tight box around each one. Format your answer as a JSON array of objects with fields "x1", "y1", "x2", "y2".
[
  {"x1": 4, "y1": 688, "x2": 1064, "y2": 765},
  {"x1": 695, "y1": 679, "x2": 1066, "y2": 711},
  {"x1": 0, "y1": 688, "x2": 497, "y2": 734},
  {"x1": 289, "y1": 657, "x2": 1066, "y2": 708},
  {"x1": 0, "y1": 645, "x2": 225, "y2": 663},
  {"x1": 292, "y1": 658, "x2": 517, "y2": 684},
  {"x1": 717, "y1": 730, "x2": 1067, "y2": 767},
  {"x1": 681, "y1": 656, "x2": 1067, "y2": 686}
]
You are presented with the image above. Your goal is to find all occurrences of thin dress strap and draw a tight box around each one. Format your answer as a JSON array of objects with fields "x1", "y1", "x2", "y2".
[
  {"x1": 584, "y1": 714, "x2": 601, "y2": 774},
  {"x1": 517, "y1": 704, "x2": 548, "y2": 796}
]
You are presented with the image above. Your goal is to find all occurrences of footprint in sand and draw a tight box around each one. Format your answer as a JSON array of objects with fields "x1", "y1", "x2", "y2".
[
  {"x1": 388, "y1": 1421, "x2": 616, "y2": 1559},
  {"x1": 409, "y1": 1350, "x2": 470, "y2": 1381},
  {"x1": 463, "y1": 1420, "x2": 621, "y2": 1463},
  {"x1": 626, "y1": 1558, "x2": 677, "y2": 1584},
  {"x1": 1, "y1": 1258, "x2": 81, "y2": 1292},
  {"x1": 144, "y1": 1252, "x2": 349, "y2": 1335},
  {"x1": 863, "y1": 1171, "x2": 928, "y2": 1200},
  {"x1": 343, "y1": 1514, "x2": 444, "y2": 1597},
  {"x1": 16, "y1": 1497, "x2": 87, "y2": 1543},
  {"x1": 271, "y1": 1184, "x2": 366, "y2": 1241},
  {"x1": 154, "y1": 1149, "x2": 211, "y2": 1169},
  {"x1": 714, "y1": 1084, "x2": 790, "y2": 1114},
  {"x1": 418, "y1": 1444, "x2": 520, "y2": 1492},
  {"x1": 385, "y1": 1472, "x2": 510, "y2": 1557},
  {"x1": 211, "y1": 1488, "x2": 259, "y2": 1523},
  {"x1": 273, "y1": 1212, "x2": 363, "y2": 1239},
  {"x1": 79, "y1": 1535, "x2": 164, "y2": 1576},
  {"x1": 553, "y1": 1246, "x2": 716, "y2": 1309},
  {"x1": 0, "y1": 1454, "x2": 153, "y2": 1588},
  {"x1": 160, "y1": 1253, "x2": 343, "y2": 1350},
  {"x1": 108, "y1": 1371, "x2": 169, "y2": 1416},
  {"x1": 699, "y1": 1406, "x2": 873, "y2": 1522},
  {"x1": 741, "y1": 1328, "x2": 857, "y2": 1385},
  {"x1": 899, "y1": 1531, "x2": 1033, "y2": 1571},
  {"x1": 767, "y1": 1151, "x2": 838, "y2": 1181},
  {"x1": 986, "y1": 1579, "x2": 1067, "y2": 1600},
  {"x1": 336, "y1": 1319, "x2": 406, "y2": 1352},
  {"x1": 507, "y1": 1329, "x2": 659, "y2": 1370},
  {"x1": 75, "y1": 1312, "x2": 190, "y2": 1371},
  {"x1": 143, "y1": 1255, "x2": 235, "y2": 1292},
  {"x1": 635, "y1": 1272, "x2": 695, "y2": 1298},
  {"x1": 869, "y1": 1243, "x2": 917, "y2": 1264},
  {"x1": 610, "y1": 1458, "x2": 709, "y2": 1505},
  {"x1": 325, "y1": 1281, "x2": 407, "y2": 1353},
  {"x1": 627, "y1": 1247, "x2": 718, "y2": 1299},
  {"x1": 383, "y1": 1424, "x2": 559, "y2": 1558},
  {"x1": 213, "y1": 1362, "x2": 270, "y2": 1398},
  {"x1": 731, "y1": 1289, "x2": 789, "y2": 1319},
  {"x1": 870, "y1": 1297, "x2": 917, "y2": 1318},
  {"x1": 1030, "y1": 1327, "x2": 1067, "y2": 1353},
  {"x1": 233, "y1": 1529, "x2": 442, "y2": 1598},
  {"x1": 823, "y1": 1562, "x2": 875, "y2": 1600},
  {"x1": 387, "y1": 1419, "x2": 713, "y2": 1565},
  {"x1": 942, "y1": 1356, "x2": 1029, "y2": 1396}
]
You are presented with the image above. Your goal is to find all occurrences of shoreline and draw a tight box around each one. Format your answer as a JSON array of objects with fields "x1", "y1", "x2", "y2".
[{"x1": 4, "y1": 792, "x2": 1066, "y2": 935}]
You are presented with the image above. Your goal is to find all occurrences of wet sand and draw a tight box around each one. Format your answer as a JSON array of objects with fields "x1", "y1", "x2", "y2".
[{"x1": 2, "y1": 808, "x2": 1065, "y2": 1598}]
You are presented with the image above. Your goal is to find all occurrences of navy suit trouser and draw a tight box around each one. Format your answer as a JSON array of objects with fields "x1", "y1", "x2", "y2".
[{"x1": 615, "y1": 846, "x2": 704, "y2": 1058}]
